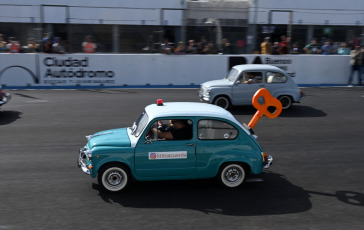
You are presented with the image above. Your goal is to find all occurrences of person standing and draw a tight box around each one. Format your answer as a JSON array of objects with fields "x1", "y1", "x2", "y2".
[
  {"x1": 271, "y1": 42, "x2": 280, "y2": 55},
  {"x1": 260, "y1": 37, "x2": 272, "y2": 54},
  {"x1": 304, "y1": 38, "x2": 321, "y2": 54},
  {"x1": 6, "y1": 37, "x2": 21, "y2": 53},
  {"x1": 348, "y1": 46, "x2": 361, "y2": 86},
  {"x1": 82, "y1": 35, "x2": 97, "y2": 53},
  {"x1": 279, "y1": 35, "x2": 288, "y2": 54},
  {"x1": 0, "y1": 34, "x2": 8, "y2": 52},
  {"x1": 337, "y1": 42, "x2": 350, "y2": 55},
  {"x1": 321, "y1": 40, "x2": 334, "y2": 55},
  {"x1": 220, "y1": 38, "x2": 234, "y2": 54},
  {"x1": 52, "y1": 37, "x2": 65, "y2": 54}
]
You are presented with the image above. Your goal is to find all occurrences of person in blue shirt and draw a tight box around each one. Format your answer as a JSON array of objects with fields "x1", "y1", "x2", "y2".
[{"x1": 337, "y1": 42, "x2": 350, "y2": 55}]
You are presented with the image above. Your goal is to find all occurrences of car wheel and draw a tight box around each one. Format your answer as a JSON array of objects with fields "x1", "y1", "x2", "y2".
[
  {"x1": 218, "y1": 163, "x2": 246, "y2": 188},
  {"x1": 278, "y1": 95, "x2": 292, "y2": 109},
  {"x1": 98, "y1": 163, "x2": 131, "y2": 192},
  {"x1": 214, "y1": 96, "x2": 230, "y2": 109}
]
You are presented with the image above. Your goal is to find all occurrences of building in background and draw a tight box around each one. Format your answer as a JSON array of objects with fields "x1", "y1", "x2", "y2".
[
  {"x1": 248, "y1": 0, "x2": 364, "y2": 53},
  {"x1": 0, "y1": 0, "x2": 364, "y2": 53}
]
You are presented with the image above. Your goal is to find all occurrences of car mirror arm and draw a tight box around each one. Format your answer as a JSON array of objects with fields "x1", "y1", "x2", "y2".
[{"x1": 144, "y1": 139, "x2": 152, "y2": 144}]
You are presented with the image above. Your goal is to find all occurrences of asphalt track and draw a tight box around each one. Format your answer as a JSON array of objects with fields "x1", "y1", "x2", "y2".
[{"x1": 0, "y1": 87, "x2": 363, "y2": 230}]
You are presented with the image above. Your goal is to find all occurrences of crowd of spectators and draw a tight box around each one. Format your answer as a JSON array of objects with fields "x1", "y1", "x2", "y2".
[
  {"x1": 159, "y1": 36, "x2": 235, "y2": 55},
  {"x1": 159, "y1": 35, "x2": 359, "y2": 56},
  {"x1": 0, "y1": 33, "x2": 95, "y2": 54},
  {"x1": 0, "y1": 32, "x2": 361, "y2": 56},
  {"x1": 260, "y1": 35, "x2": 355, "y2": 55}
]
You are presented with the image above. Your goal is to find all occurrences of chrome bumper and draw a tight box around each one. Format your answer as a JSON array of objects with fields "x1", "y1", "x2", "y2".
[
  {"x1": 0, "y1": 93, "x2": 11, "y2": 106},
  {"x1": 198, "y1": 92, "x2": 211, "y2": 103},
  {"x1": 77, "y1": 148, "x2": 90, "y2": 174},
  {"x1": 263, "y1": 155, "x2": 273, "y2": 169}
]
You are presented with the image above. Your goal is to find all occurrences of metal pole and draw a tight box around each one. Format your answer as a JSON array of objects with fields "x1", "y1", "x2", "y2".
[
  {"x1": 39, "y1": 5, "x2": 44, "y2": 52},
  {"x1": 251, "y1": 0, "x2": 259, "y2": 53},
  {"x1": 287, "y1": 11, "x2": 292, "y2": 39}
]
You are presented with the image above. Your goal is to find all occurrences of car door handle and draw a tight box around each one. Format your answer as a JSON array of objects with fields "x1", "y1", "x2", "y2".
[{"x1": 186, "y1": 143, "x2": 195, "y2": 146}]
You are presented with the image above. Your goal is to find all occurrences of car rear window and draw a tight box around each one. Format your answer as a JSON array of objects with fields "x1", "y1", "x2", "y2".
[
  {"x1": 198, "y1": 119, "x2": 238, "y2": 140},
  {"x1": 265, "y1": 72, "x2": 287, "y2": 83}
]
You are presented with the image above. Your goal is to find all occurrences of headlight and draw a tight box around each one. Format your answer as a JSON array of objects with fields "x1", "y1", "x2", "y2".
[{"x1": 202, "y1": 87, "x2": 210, "y2": 96}]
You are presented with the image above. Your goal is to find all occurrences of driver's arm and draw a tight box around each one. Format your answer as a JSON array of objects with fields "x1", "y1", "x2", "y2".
[{"x1": 157, "y1": 129, "x2": 173, "y2": 140}]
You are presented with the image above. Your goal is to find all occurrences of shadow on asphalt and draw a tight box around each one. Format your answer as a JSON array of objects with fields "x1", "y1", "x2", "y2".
[
  {"x1": 92, "y1": 172, "x2": 312, "y2": 216},
  {"x1": 0, "y1": 110, "x2": 22, "y2": 125},
  {"x1": 229, "y1": 105, "x2": 326, "y2": 118},
  {"x1": 305, "y1": 190, "x2": 364, "y2": 207}
]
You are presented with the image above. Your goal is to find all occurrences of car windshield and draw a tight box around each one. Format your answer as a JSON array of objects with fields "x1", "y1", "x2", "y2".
[
  {"x1": 225, "y1": 68, "x2": 240, "y2": 82},
  {"x1": 131, "y1": 111, "x2": 149, "y2": 137}
]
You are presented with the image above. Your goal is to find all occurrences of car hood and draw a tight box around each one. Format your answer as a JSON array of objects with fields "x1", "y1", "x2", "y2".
[
  {"x1": 202, "y1": 79, "x2": 233, "y2": 88},
  {"x1": 87, "y1": 128, "x2": 131, "y2": 148}
]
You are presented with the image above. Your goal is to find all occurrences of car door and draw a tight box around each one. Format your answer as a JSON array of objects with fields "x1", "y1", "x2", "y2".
[
  {"x1": 134, "y1": 118, "x2": 196, "y2": 178},
  {"x1": 264, "y1": 71, "x2": 288, "y2": 97},
  {"x1": 232, "y1": 71, "x2": 264, "y2": 105},
  {"x1": 195, "y1": 118, "x2": 240, "y2": 176}
]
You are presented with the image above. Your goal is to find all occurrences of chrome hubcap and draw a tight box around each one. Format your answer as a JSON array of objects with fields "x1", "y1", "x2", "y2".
[
  {"x1": 225, "y1": 168, "x2": 240, "y2": 182},
  {"x1": 216, "y1": 98, "x2": 228, "y2": 109},
  {"x1": 107, "y1": 171, "x2": 123, "y2": 186}
]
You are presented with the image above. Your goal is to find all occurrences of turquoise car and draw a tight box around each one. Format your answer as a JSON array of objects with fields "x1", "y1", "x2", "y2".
[{"x1": 77, "y1": 100, "x2": 272, "y2": 192}]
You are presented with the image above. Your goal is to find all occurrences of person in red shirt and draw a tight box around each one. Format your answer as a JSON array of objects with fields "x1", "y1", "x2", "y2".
[
  {"x1": 7, "y1": 37, "x2": 21, "y2": 53},
  {"x1": 279, "y1": 35, "x2": 288, "y2": 54},
  {"x1": 82, "y1": 35, "x2": 97, "y2": 53}
]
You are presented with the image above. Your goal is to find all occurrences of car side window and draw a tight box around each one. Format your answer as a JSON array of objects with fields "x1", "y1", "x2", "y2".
[
  {"x1": 146, "y1": 119, "x2": 193, "y2": 141},
  {"x1": 265, "y1": 72, "x2": 287, "y2": 84},
  {"x1": 238, "y1": 72, "x2": 263, "y2": 84},
  {"x1": 198, "y1": 119, "x2": 238, "y2": 140}
]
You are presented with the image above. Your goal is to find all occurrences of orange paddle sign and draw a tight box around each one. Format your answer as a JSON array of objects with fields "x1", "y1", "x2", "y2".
[{"x1": 248, "y1": 88, "x2": 282, "y2": 129}]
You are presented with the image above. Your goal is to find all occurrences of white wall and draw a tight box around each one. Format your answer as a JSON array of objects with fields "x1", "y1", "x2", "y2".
[{"x1": 0, "y1": 53, "x2": 351, "y2": 88}]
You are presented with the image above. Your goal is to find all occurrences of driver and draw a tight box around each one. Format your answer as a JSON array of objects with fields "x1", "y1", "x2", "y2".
[
  {"x1": 156, "y1": 119, "x2": 192, "y2": 140},
  {"x1": 245, "y1": 73, "x2": 258, "y2": 84}
]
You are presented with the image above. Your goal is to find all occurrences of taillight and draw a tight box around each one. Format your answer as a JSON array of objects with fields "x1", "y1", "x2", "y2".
[{"x1": 262, "y1": 152, "x2": 268, "y2": 163}]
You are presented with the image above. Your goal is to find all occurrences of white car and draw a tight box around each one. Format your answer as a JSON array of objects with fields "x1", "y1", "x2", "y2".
[{"x1": 199, "y1": 64, "x2": 303, "y2": 109}]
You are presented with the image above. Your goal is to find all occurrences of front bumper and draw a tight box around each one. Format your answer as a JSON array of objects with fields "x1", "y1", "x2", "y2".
[
  {"x1": 77, "y1": 148, "x2": 90, "y2": 175},
  {"x1": 198, "y1": 90, "x2": 211, "y2": 103},
  {"x1": 0, "y1": 93, "x2": 11, "y2": 106},
  {"x1": 263, "y1": 155, "x2": 273, "y2": 169}
]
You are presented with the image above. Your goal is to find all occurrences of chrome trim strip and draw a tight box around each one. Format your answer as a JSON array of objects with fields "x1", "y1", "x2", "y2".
[{"x1": 263, "y1": 155, "x2": 273, "y2": 169}]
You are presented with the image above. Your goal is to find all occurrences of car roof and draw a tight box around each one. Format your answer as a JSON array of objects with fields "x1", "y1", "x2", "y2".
[
  {"x1": 144, "y1": 102, "x2": 251, "y2": 135},
  {"x1": 145, "y1": 102, "x2": 240, "y2": 121},
  {"x1": 233, "y1": 64, "x2": 284, "y2": 72}
]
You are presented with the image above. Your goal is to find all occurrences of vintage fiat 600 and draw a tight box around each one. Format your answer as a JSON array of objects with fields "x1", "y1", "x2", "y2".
[{"x1": 77, "y1": 100, "x2": 272, "y2": 192}]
